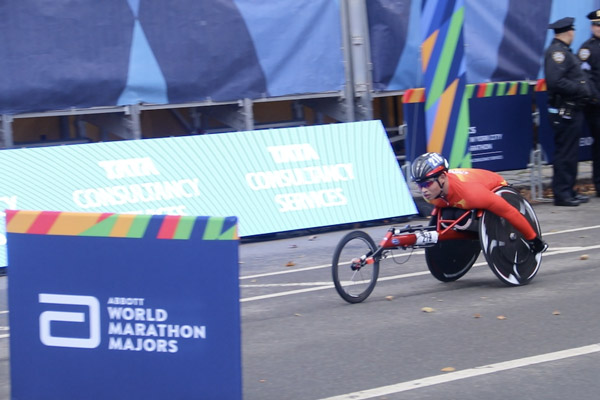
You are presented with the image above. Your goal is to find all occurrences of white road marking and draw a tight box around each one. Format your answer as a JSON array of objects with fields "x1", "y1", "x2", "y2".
[
  {"x1": 543, "y1": 244, "x2": 600, "y2": 256},
  {"x1": 241, "y1": 285, "x2": 334, "y2": 302},
  {"x1": 240, "y1": 250, "x2": 422, "y2": 280},
  {"x1": 2, "y1": 225, "x2": 599, "y2": 318},
  {"x1": 241, "y1": 264, "x2": 337, "y2": 280},
  {"x1": 239, "y1": 224, "x2": 600, "y2": 280},
  {"x1": 546, "y1": 247, "x2": 588, "y2": 251},
  {"x1": 240, "y1": 243, "x2": 600, "y2": 302},
  {"x1": 544, "y1": 224, "x2": 600, "y2": 235},
  {"x1": 319, "y1": 343, "x2": 600, "y2": 400},
  {"x1": 241, "y1": 282, "x2": 333, "y2": 288}
]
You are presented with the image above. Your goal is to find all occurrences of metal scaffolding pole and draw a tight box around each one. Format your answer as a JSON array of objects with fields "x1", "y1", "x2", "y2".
[{"x1": 0, "y1": 115, "x2": 14, "y2": 149}]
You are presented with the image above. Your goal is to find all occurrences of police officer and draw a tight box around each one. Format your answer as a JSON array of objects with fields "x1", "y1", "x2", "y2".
[
  {"x1": 578, "y1": 10, "x2": 600, "y2": 197},
  {"x1": 545, "y1": 17, "x2": 592, "y2": 206}
]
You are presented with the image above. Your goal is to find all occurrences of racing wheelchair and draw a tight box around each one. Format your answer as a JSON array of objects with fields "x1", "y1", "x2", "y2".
[{"x1": 331, "y1": 186, "x2": 543, "y2": 303}]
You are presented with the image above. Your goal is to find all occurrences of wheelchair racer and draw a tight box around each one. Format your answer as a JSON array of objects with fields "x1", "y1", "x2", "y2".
[{"x1": 410, "y1": 152, "x2": 548, "y2": 255}]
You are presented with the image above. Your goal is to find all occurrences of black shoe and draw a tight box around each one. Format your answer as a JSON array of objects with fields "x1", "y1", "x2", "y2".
[
  {"x1": 554, "y1": 198, "x2": 580, "y2": 206},
  {"x1": 574, "y1": 194, "x2": 589, "y2": 203},
  {"x1": 527, "y1": 237, "x2": 548, "y2": 254}
]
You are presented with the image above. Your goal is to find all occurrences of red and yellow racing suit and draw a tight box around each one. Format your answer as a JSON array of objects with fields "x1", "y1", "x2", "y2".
[{"x1": 426, "y1": 168, "x2": 537, "y2": 240}]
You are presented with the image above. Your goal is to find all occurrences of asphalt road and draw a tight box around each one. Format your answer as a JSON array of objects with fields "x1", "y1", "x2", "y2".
[
  {"x1": 0, "y1": 197, "x2": 599, "y2": 399},
  {"x1": 239, "y1": 197, "x2": 600, "y2": 400}
]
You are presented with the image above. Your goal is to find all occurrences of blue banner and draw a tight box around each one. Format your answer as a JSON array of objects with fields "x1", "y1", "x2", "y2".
[
  {"x1": 404, "y1": 82, "x2": 533, "y2": 170},
  {"x1": 534, "y1": 88, "x2": 593, "y2": 163},
  {"x1": 468, "y1": 87, "x2": 532, "y2": 170},
  {"x1": 0, "y1": 121, "x2": 416, "y2": 267},
  {"x1": 7, "y1": 211, "x2": 241, "y2": 399}
]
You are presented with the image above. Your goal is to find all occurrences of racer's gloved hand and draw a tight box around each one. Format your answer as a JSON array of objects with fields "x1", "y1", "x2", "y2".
[{"x1": 528, "y1": 237, "x2": 548, "y2": 254}]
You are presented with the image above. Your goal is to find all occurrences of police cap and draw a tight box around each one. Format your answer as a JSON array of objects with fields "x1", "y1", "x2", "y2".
[
  {"x1": 548, "y1": 17, "x2": 575, "y2": 34},
  {"x1": 587, "y1": 9, "x2": 600, "y2": 26}
]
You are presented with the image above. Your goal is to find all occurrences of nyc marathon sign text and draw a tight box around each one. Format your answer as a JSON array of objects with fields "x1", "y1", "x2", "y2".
[{"x1": 0, "y1": 120, "x2": 416, "y2": 267}]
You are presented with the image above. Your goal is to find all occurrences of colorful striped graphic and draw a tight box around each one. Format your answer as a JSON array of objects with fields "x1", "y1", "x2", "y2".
[
  {"x1": 404, "y1": 81, "x2": 530, "y2": 103},
  {"x1": 402, "y1": 88, "x2": 426, "y2": 103},
  {"x1": 6, "y1": 210, "x2": 237, "y2": 241},
  {"x1": 203, "y1": 217, "x2": 238, "y2": 241},
  {"x1": 421, "y1": 0, "x2": 470, "y2": 168},
  {"x1": 468, "y1": 81, "x2": 530, "y2": 98},
  {"x1": 535, "y1": 79, "x2": 547, "y2": 92}
]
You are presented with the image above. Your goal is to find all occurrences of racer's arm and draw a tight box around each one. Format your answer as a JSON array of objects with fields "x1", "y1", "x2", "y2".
[{"x1": 464, "y1": 185, "x2": 537, "y2": 240}]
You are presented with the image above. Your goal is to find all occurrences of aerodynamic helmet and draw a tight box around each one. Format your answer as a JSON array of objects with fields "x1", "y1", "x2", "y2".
[{"x1": 410, "y1": 152, "x2": 449, "y2": 183}]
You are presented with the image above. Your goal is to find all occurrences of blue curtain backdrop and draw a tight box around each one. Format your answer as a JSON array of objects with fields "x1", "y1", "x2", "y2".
[
  {"x1": 2, "y1": 0, "x2": 600, "y2": 114},
  {"x1": 0, "y1": 0, "x2": 344, "y2": 114}
]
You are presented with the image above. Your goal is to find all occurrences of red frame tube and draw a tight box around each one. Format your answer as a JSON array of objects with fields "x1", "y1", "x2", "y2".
[{"x1": 378, "y1": 206, "x2": 479, "y2": 250}]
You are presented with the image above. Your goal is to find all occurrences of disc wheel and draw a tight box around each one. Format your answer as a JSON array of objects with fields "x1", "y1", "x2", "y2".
[
  {"x1": 425, "y1": 215, "x2": 481, "y2": 282},
  {"x1": 479, "y1": 186, "x2": 542, "y2": 286},
  {"x1": 332, "y1": 231, "x2": 380, "y2": 303}
]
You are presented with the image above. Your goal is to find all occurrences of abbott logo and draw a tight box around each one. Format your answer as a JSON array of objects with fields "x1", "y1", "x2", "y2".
[{"x1": 39, "y1": 293, "x2": 101, "y2": 349}]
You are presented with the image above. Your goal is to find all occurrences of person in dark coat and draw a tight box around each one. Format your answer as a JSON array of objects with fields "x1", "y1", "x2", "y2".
[
  {"x1": 577, "y1": 10, "x2": 600, "y2": 197},
  {"x1": 544, "y1": 17, "x2": 592, "y2": 206}
]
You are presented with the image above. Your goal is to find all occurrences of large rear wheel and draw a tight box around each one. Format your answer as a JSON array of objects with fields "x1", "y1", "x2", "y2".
[
  {"x1": 332, "y1": 231, "x2": 380, "y2": 303},
  {"x1": 425, "y1": 214, "x2": 481, "y2": 282},
  {"x1": 479, "y1": 186, "x2": 542, "y2": 286}
]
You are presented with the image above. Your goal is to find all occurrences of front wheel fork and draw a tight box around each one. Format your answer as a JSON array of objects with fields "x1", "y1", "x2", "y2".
[{"x1": 350, "y1": 248, "x2": 383, "y2": 270}]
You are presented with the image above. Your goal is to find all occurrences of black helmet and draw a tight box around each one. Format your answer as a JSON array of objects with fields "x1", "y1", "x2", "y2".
[{"x1": 410, "y1": 152, "x2": 448, "y2": 183}]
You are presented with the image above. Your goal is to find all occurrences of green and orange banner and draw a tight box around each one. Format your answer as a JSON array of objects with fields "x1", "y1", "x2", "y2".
[{"x1": 421, "y1": 0, "x2": 470, "y2": 167}]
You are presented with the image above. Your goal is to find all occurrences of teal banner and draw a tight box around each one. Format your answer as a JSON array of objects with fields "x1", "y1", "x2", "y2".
[{"x1": 0, "y1": 121, "x2": 416, "y2": 267}]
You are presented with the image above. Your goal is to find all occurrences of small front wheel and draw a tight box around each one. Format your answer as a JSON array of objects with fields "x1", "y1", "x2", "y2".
[{"x1": 332, "y1": 231, "x2": 380, "y2": 303}]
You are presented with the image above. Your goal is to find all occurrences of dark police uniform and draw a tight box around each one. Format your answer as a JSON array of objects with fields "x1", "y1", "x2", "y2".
[
  {"x1": 544, "y1": 17, "x2": 592, "y2": 206},
  {"x1": 578, "y1": 10, "x2": 600, "y2": 196}
]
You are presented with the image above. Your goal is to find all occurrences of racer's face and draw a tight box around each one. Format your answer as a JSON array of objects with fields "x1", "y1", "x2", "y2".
[{"x1": 418, "y1": 174, "x2": 446, "y2": 200}]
